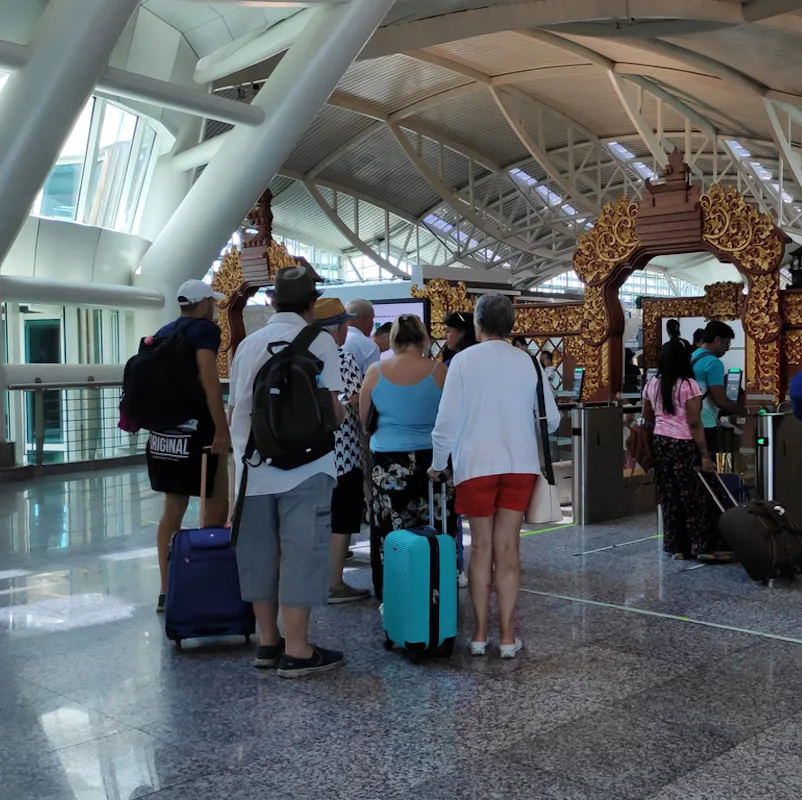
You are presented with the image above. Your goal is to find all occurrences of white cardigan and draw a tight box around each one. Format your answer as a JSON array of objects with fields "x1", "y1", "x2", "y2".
[{"x1": 431, "y1": 341, "x2": 561, "y2": 485}]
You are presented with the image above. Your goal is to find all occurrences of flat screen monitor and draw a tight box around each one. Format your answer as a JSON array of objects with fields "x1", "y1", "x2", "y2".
[
  {"x1": 371, "y1": 298, "x2": 430, "y2": 359},
  {"x1": 725, "y1": 368, "x2": 743, "y2": 403},
  {"x1": 571, "y1": 367, "x2": 585, "y2": 401}
]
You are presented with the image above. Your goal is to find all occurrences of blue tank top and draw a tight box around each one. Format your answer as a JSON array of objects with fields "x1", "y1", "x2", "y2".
[{"x1": 370, "y1": 364, "x2": 443, "y2": 453}]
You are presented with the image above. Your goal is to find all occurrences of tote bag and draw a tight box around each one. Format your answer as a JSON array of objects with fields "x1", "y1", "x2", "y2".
[
  {"x1": 526, "y1": 475, "x2": 562, "y2": 525},
  {"x1": 525, "y1": 358, "x2": 562, "y2": 525}
]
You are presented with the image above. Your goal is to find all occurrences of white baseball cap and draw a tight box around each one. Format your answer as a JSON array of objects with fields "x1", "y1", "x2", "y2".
[{"x1": 176, "y1": 279, "x2": 225, "y2": 306}]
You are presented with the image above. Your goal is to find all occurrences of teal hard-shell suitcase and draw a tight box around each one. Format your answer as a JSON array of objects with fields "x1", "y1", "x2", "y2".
[{"x1": 382, "y1": 482, "x2": 458, "y2": 662}]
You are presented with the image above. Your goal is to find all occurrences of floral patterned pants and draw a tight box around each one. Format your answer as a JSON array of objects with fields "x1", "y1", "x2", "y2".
[
  {"x1": 653, "y1": 435, "x2": 721, "y2": 557},
  {"x1": 370, "y1": 448, "x2": 457, "y2": 601}
]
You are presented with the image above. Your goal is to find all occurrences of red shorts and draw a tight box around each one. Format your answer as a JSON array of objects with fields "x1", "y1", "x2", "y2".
[{"x1": 455, "y1": 473, "x2": 537, "y2": 518}]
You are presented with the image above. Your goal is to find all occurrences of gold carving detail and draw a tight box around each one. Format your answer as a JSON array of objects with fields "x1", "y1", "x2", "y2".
[
  {"x1": 785, "y1": 331, "x2": 802, "y2": 366},
  {"x1": 265, "y1": 239, "x2": 303, "y2": 281},
  {"x1": 512, "y1": 303, "x2": 583, "y2": 335},
  {"x1": 583, "y1": 346, "x2": 603, "y2": 400},
  {"x1": 573, "y1": 197, "x2": 640, "y2": 286},
  {"x1": 743, "y1": 272, "x2": 781, "y2": 343},
  {"x1": 212, "y1": 248, "x2": 243, "y2": 299},
  {"x1": 705, "y1": 281, "x2": 744, "y2": 320},
  {"x1": 411, "y1": 279, "x2": 473, "y2": 339},
  {"x1": 753, "y1": 340, "x2": 780, "y2": 397},
  {"x1": 563, "y1": 335, "x2": 585, "y2": 363},
  {"x1": 580, "y1": 285, "x2": 610, "y2": 346},
  {"x1": 783, "y1": 292, "x2": 802, "y2": 328},
  {"x1": 211, "y1": 248, "x2": 243, "y2": 380},
  {"x1": 701, "y1": 185, "x2": 784, "y2": 275},
  {"x1": 641, "y1": 297, "x2": 707, "y2": 368}
]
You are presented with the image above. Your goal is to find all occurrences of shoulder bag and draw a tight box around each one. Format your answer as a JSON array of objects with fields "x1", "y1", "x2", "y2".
[{"x1": 525, "y1": 358, "x2": 561, "y2": 525}]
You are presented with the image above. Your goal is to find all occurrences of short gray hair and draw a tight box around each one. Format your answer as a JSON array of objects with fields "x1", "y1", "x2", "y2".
[
  {"x1": 475, "y1": 293, "x2": 515, "y2": 338},
  {"x1": 346, "y1": 298, "x2": 373, "y2": 317}
]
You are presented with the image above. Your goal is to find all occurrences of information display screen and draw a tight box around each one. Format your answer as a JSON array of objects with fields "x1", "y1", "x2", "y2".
[
  {"x1": 725, "y1": 368, "x2": 743, "y2": 402},
  {"x1": 371, "y1": 299, "x2": 430, "y2": 359},
  {"x1": 571, "y1": 367, "x2": 585, "y2": 401},
  {"x1": 372, "y1": 299, "x2": 428, "y2": 331}
]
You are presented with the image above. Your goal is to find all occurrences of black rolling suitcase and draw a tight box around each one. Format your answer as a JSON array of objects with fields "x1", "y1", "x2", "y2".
[{"x1": 699, "y1": 471, "x2": 802, "y2": 585}]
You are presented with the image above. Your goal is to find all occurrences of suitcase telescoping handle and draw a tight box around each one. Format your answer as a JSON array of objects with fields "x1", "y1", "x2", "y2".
[
  {"x1": 428, "y1": 479, "x2": 448, "y2": 536},
  {"x1": 696, "y1": 469, "x2": 739, "y2": 513},
  {"x1": 200, "y1": 447, "x2": 235, "y2": 527}
]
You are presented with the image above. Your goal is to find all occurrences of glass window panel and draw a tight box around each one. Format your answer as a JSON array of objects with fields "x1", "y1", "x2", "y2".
[
  {"x1": 82, "y1": 103, "x2": 137, "y2": 229},
  {"x1": 117, "y1": 125, "x2": 156, "y2": 233},
  {"x1": 34, "y1": 100, "x2": 94, "y2": 222}
]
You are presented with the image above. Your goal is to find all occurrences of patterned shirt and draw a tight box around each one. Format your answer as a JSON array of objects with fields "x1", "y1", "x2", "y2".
[
  {"x1": 335, "y1": 347, "x2": 363, "y2": 476},
  {"x1": 643, "y1": 377, "x2": 702, "y2": 441}
]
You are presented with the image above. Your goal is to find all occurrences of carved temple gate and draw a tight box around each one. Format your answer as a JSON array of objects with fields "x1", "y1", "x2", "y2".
[
  {"x1": 211, "y1": 155, "x2": 799, "y2": 397},
  {"x1": 414, "y1": 151, "x2": 794, "y2": 400},
  {"x1": 212, "y1": 190, "x2": 311, "y2": 378}
]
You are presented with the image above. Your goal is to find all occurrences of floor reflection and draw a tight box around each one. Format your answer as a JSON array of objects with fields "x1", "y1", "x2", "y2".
[{"x1": 0, "y1": 467, "x2": 802, "y2": 799}]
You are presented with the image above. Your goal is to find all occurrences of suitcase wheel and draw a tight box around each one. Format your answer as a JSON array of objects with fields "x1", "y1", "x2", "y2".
[
  {"x1": 174, "y1": 638, "x2": 183, "y2": 649},
  {"x1": 383, "y1": 637, "x2": 393, "y2": 652},
  {"x1": 245, "y1": 635, "x2": 251, "y2": 646},
  {"x1": 409, "y1": 651, "x2": 420, "y2": 665},
  {"x1": 442, "y1": 639, "x2": 455, "y2": 658}
]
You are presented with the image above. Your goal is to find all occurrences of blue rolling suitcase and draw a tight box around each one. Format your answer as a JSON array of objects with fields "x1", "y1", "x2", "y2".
[
  {"x1": 382, "y1": 482, "x2": 458, "y2": 663},
  {"x1": 165, "y1": 453, "x2": 255, "y2": 648}
]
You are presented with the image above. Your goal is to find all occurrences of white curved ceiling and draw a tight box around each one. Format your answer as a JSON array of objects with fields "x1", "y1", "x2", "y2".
[{"x1": 152, "y1": 0, "x2": 802, "y2": 287}]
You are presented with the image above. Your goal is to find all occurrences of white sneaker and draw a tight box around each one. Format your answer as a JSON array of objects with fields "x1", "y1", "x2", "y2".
[
  {"x1": 470, "y1": 640, "x2": 487, "y2": 656},
  {"x1": 500, "y1": 638, "x2": 523, "y2": 659},
  {"x1": 458, "y1": 571, "x2": 468, "y2": 589}
]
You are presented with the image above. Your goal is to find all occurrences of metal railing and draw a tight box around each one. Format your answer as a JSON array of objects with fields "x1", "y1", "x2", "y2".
[{"x1": 7, "y1": 380, "x2": 145, "y2": 467}]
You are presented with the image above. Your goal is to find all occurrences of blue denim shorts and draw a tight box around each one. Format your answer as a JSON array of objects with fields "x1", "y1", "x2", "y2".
[{"x1": 236, "y1": 473, "x2": 336, "y2": 607}]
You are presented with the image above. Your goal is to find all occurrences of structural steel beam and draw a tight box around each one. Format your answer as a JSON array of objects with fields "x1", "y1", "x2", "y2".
[
  {"x1": 305, "y1": 182, "x2": 408, "y2": 279},
  {"x1": 390, "y1": 122, "x2": 542, "y2": 256},
  {"x1": 491, "y1": 88, "x2": 598, "y2": 215},
  {"x1": 194, "y1": 9, "x2": 316, "y2": 84},
  {"x1": 608, "y1": 73, "x2": 669, "y2": 168},
  {"x1": 764, "y1": 99, "x2": 802, "y2": 199},
  {"x1": 0, "y1": 38, "x2": 265, "y2": 128},
  {"x1": 139, "y1": 0, "x2": 394, "y2": 290}
]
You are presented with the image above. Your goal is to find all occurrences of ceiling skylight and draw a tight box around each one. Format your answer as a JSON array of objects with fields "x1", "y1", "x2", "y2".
[
  {"x1": 727, "y1": 139, "x2": 796, "y2": 205},
  {"x1": 608, "y1": 141, "x2": 656, "y2": 181}
]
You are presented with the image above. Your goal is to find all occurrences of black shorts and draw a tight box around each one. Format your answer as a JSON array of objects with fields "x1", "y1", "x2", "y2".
[
  {"x1": 146, "y1": 426, "x2": 217, "y2": 498},
  {"x1": 331, "y1": 468, "x2": 364, "y2": 534}
]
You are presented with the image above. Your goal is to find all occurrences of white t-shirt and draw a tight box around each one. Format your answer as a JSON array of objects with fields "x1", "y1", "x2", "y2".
[
  {"x1": 431, "y1": 340, "x2": 562, "y2": 485},
  {"x1": 229, "y1": 313, "x2": 344, "y2": 496},
  {"x1": 343, "y1": 327, "x2": 380, "y2": 377}
]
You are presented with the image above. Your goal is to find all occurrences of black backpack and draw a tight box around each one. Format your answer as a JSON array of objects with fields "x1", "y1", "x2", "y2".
[
  {"x1": 246, "y1": 324, "x2": 337, "y2": 471},
  {"x1": 120, "y1": 318, "x2": 203, "y2": 433}
]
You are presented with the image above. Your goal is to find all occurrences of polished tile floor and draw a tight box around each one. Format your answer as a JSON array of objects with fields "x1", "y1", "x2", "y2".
[{"x1": 3, "y1": 468, "x2": 802, "y2": 798}]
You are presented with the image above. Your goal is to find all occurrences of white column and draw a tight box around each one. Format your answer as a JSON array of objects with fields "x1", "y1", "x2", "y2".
[
  {"x1": 0, "y1": 0, "x2": 139, "y2": 266},
  {"x1": 139, "y1": 0, "x2": 394, "y2": 289}
]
